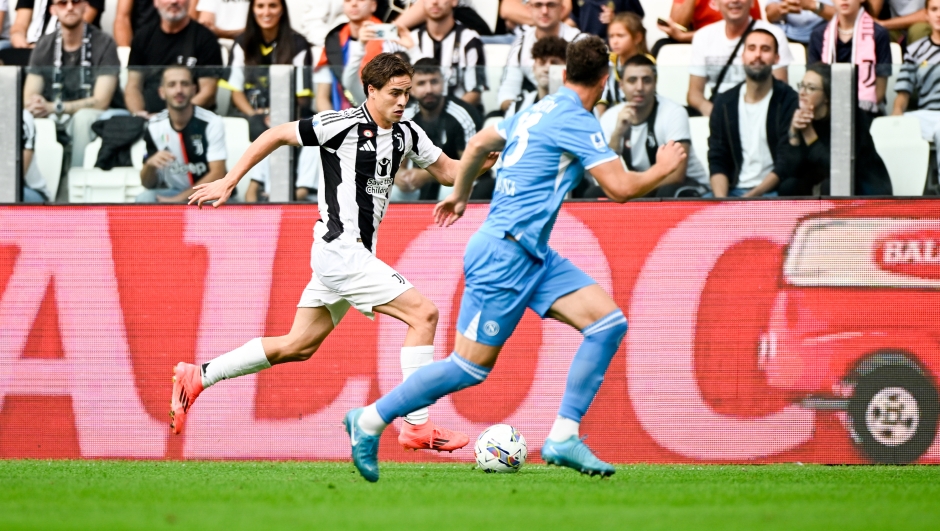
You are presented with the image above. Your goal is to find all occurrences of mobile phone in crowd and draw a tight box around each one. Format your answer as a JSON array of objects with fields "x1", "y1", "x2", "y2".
[
  {"x1": 657, "y1": 17, "x2": 689, "y2": 33},
  {"x1": 372, "y1": 24, "x2": 399, "y2": 41}
]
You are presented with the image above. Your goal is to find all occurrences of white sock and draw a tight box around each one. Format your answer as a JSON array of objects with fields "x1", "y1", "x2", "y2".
[
  {"x1": 400, "y1": 345, "x2": 434, "y2": 425},
  {"x1": 201, "y1": 338, "x2": 272, "y2": 388},
  {"x1": 547, "y1": 416, "x2": 580, "y2": 442},
  {"x1": 357, "y1": 404, "x2": 388, "y2": 436}
]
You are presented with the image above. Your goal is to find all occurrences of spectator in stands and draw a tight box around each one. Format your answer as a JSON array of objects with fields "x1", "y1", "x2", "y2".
[
  {"x1": 125, "y1": 0, "x2": 222, "y2": 118},
  {"x1": 567, "y1": 0, "x2": 643, "y2": 41},
  {"x1": 688, "y1": 0, "x2": 792, "y2": 117},
  {"x1": 893, "y1": 0, "x2": 940, "y2": 176},
  {"x1": 808, "y1": 0, "x2": 891, "y2": 114},
  {"x1": 313, "y1": 0, "x2": 389, "y2": 112},
  {"x1": 10, "y1": 0, "x2": 104, "y2": 48},
  {"x1": 870, "y1": 0, "x2": 930, "y2": 43},
  {"x1": 766, "y1": 0, "x2": 834, "y2": 45},
  {"x1": 778, "y1": 63, "x2": 892, "y2": 195},
  {"x1": 391, "y1": 57, "x2": 481, "y2": 200},
  {"x1": 591, "y1": 55, "x2": 709, "y2": 198},
  {"x1": 656, "y1": 0, "x2": 763, "y2": 49},
  {"x1": 1, "y1": 0, "x2": 12, "y2": 51},
  {"x1": 228, "y1": 0, "x2": 312, "y2": 122},
  {"x1": 407, "y1": 0, "x2": 487, "y2": 107},
  {"x1": 226, "y1": 0, "x2": 314, "y2": 202},
  {"x1": 597, "y1": 11, "x2": 649, "y2": 114},
  {"x1": 504, "y1": 35, "x2": 567, "y2": 119},
  {"x1": 114, "y1": 0, "x2": 159, "y2": 47},
  {"x1": 291, "y1": 0, "x2": 343, "y2": 47},
  {"x1": 708, "y1": 30, "x2": 798, "y2": 197},
  {"x1": 138, "y1": 65, "x2": 226, "y2": 202},
  {"x1": 394, "y1": 0, "x2": 518, "y2": 35},
  {"x1": 22, "y1": 0, "x2": 121, "y2": 168},
  {"x1": 21, "y1": 109, "x2": 51, "y2": 202},
  {"x1": 497, "y1": 0, "x2": 581, "y2": 113},
  {"x1": 192, "y1": 0, "x2": 250, "y2": 40}
]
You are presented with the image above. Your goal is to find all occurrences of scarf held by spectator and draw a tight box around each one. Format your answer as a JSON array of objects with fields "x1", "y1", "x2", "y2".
[{"x1": 820, "y1": 9, "x2": 878, "y2": 113}]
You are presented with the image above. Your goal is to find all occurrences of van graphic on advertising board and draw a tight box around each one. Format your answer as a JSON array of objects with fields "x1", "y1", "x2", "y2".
[{"x1": 760, "y1": 205, "x2": 940, "y2": 463}]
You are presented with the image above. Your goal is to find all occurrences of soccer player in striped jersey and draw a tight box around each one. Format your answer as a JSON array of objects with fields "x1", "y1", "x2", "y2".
[
  {"x1": 175, "y1": 53, "x2": 496, "y2": 452},
  {"x1": 343, "y1": 36, "x2": 685, "y2": 482}
]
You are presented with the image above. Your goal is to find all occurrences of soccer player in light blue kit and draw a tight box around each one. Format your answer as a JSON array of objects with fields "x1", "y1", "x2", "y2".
[{"x1": 343, "y1": 36, "x2": 686, "y2": 482}]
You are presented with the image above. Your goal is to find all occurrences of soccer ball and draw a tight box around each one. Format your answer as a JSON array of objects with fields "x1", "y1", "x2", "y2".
[{"x1": 474, "y1": 424, "x2": 527, "y2": 473}]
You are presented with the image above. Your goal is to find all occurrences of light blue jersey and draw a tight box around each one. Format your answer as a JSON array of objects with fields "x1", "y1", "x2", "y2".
[{"x1": 480, "y1": 87, "x2": 618, "y2": 261}]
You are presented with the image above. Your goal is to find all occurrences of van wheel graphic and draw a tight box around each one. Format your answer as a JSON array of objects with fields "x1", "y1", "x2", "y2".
[{"x1": 848, "y1": 365, "x2": 939, "y2": 464}]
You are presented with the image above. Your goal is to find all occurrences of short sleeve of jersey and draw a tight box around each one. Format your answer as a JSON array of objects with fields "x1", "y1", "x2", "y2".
[
  {"x1": 554, "y1": 112, "x2": 618, "y2": 170},
  {"x1": 403, "y1": 121, "x2": 443, "y2": 169},
  {"x1": 206, "y1": 116, "x2": 227, "y2": 162},
  {"x1": 296, "y1": 116, "x2": 325, "y2": 146},
  {"x1": 661, "y1": 101, "x2": 692, "y2": 143}
]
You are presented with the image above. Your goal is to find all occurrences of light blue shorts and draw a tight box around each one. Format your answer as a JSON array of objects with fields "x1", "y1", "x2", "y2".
[{"x1": 456, "y1": 231, "x2": 596, "y2": 347}]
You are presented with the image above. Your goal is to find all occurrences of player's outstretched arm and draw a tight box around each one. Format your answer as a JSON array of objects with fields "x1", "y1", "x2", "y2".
[
  {"x1": 433, "y1": 126, "x2": 505, "y2": 227},
  {"x1": 588, "y1": 141, "x2": 687, "y2": 203},
  {"x1": 188, "y1": 122, "x2": 301, "y2": 208}
]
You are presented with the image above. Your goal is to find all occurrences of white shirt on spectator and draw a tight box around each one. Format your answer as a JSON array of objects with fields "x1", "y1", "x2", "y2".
[
  {"x1": 690, "y1": 19, "x2": 792, "y2": 96},
  {"x1": 290, "y1": 0, "x2": 345, "y2": 47},
  {"x1": 600, "y1": 96, "x2": 709, "y2": 188},
  {"x1": 2, "y1": 0, "x2": 11, "y2": 41},
  {"x1": 737, "y1": 87, "x2": 774, "y2": 189},
  {"x1": 196, "y1": 0, "x2": 251, "y2": 32},
  {"x1": 497, "y1": 24, "x2": 582, "y2": 106}
]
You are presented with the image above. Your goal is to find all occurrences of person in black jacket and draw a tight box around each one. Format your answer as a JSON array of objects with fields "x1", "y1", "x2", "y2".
[
  {"x1": 708, "y1": 29, "x2": 798, "y2": 198},
  {"x1": 777, "y1": 63, "x2": 893, "y2": 196}
]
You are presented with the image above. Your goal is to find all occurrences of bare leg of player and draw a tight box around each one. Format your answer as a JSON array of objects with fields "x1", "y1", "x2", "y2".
[
  {"x1": 169, "y1": 307, "x2": 335, "y2": 434},
  {"x1": 373, "y1": 288, "x2": 469, "y2": 451}
]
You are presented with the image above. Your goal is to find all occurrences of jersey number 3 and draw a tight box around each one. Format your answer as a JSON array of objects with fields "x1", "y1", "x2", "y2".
[{"x1": 501, "y1": 112, "x2": 543, "y2": 168}]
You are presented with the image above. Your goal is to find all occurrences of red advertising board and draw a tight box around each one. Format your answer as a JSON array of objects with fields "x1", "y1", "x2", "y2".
[{"x1": 1, "y1": 201, "x2": 939, "y2": 464}]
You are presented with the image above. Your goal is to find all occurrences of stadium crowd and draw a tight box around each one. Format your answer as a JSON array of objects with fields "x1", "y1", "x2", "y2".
[{"x1": 6, "y1": 0, "x2": 940, "y2": 201}]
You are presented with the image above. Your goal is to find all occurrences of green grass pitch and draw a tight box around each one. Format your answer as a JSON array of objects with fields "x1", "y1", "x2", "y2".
[{"x1": 1, "y1": 461, "x2": 939, "y2": 530}]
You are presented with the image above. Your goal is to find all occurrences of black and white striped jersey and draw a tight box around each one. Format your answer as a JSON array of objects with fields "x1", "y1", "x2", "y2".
[
  {"x1": 296, "y1": 103, "x2": 443, "y2": 253},
  {"x1": 896, "y1": 36, "x2": 940, "y2": 111},
  {"x1": 143, "y1": 107, "x2": 227, "y2": 191},
  {"x1": 412, "y1": 22, "x2": 487, "y2": 99}
]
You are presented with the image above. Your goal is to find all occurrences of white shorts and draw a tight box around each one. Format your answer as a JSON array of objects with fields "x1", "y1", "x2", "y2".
[{"x1": 298, "y1": 237, "x2": 414, "y2": 324}]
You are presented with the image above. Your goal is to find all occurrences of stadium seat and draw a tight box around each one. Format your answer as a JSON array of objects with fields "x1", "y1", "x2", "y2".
[
  {"x1": 481, "y1": 43, "x2": 512, "y2": 116},
  {"x1": 688, "y1": 116, "x2": 710, "y2": 177},
  {"x1": 641, "y1": 0, "x2": 670, "y2": 51},
  {"x1": 890, "y1": 42, "x2": 902, "y2": 64},
  {"x1": 466, "y1": 0, "x2": 499, "y2": 34},
  {"x1": 83, "y1": 138, "x2": 145, "y2": 170},
  {"x1": 655, "y1": 44, "x2": 692, "y2": 105},
  {"x1": 33, "y1": 118, "x2": 64, "y2": 201},
  {"x1": 68, "y1": 167, "x2": 146, "y2": 203},
  {"x1": 870, "y1": 115, "x2": 929, "y2": 196},
  {"x1": 222, "y1": 117, "x2": 254, "y2": 199},
  {"x1": 788, "y1": 42, "x2": 806, "y2": 64}
]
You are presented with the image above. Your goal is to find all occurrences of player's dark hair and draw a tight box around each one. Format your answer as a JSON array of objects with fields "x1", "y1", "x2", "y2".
[
  {"x1": 531, "y1": 36, "x2": 568, "y2": 62},
  {"x1": 623, "y1": 53, "x2": 656, "y2": 73},
  {"x1": 746, "y1": 28, "x2": 779, "y2": 55},
  {"x1": 413, "y1": 57, "x2": 443, "y2": 77},
  {"x1": 565, "y1": 36, "x2": 610, "y2": 87},
  {"x1": 361, "y1": 53, "x2": 415, "y2": 95}
]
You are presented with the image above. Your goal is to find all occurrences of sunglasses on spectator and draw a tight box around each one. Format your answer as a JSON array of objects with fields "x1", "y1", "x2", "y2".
[
  {"x1": 530, "y1": 2, "x2": 561, "y2": 10},
  {"x1": 797, "y1": 83, "x2": 822, "y2": 93},
  {"x1": 50, "y1": 0, "x2": 87, "y2": 6}
]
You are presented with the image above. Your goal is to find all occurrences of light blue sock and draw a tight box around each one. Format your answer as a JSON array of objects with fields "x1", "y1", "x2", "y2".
[
  {"x1": 557, "y1": 309, "x2": 628, "y2": 422},
  {"x1": 375, "y1": 353, "x2": 491, "y2": 423}
]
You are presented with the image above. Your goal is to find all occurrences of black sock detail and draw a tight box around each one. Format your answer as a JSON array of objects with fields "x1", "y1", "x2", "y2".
[{"x1": 201, "y1": 362, "x2": 209, "y2": 376}]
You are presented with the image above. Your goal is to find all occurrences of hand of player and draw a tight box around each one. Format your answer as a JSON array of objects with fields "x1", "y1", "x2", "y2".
[
  {"x1": 433, "y1": 192, "x2": 468, "y2": 228},
  {"x1": 145, "y1": 150, "x2": 176, "y2": 170},
  {"x1": 188, "y1": 176, "x2": 237, "y2": 209},
  {"x1": 654, "y1": 141, "x2": 687, "y2": 177}
]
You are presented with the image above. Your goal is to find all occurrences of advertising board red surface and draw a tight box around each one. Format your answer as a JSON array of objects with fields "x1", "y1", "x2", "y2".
[{"x1": 1, "y1": 201, "x2": 939, "y2": 464}]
